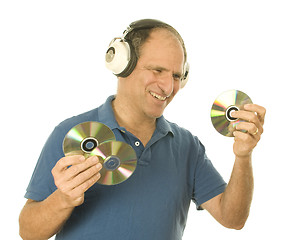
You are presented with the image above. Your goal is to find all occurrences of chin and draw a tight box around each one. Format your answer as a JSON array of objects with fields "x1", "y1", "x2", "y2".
[
  {"x1": 144, "y1": 95, "x2": 173, "y2": 119},
  {"x1": 147, "y1": 112, "x2": 164, "y2": 119},
  {"x1": 144, "y1": 108, "x2": 165, "y2": 119}
]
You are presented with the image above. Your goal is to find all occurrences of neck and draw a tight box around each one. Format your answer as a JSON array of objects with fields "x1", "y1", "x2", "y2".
[{"x1": 112, "y1": 95, "x2": 156, "y2": 146}]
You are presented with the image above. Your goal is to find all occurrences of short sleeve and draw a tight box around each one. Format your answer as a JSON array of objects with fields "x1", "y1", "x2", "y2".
[
  {"x1": 24, "y1": 125, "x2": 65, "y2": 201},
  {"x1": 191, "y1": 140, "x2": 227, "y2": 210}
]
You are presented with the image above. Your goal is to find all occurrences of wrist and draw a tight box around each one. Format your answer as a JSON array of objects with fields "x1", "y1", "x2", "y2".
[
  {"x1": 235, "y1": 154, "x2": 252, "y2": 162},
  {"x1": 234, "y1": 154, "x2": 253, "y2": 169},
  {"x1": 52, "y1": 189, "x2": 76, "y2": 211}
]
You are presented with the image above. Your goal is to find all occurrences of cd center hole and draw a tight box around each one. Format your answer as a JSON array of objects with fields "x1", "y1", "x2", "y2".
[
  {"x1": 104, "y1": 156, "x2": 121, "y2": 171},
  {"x1": 85, "y1": 141, "x2": 95, "y2": 150},
  {"x1": 226, "y1": 106, "x2": 239, "y2": 121},
  {"x1": 81, "y1": 137, "x2": 98, "y2": 153}
]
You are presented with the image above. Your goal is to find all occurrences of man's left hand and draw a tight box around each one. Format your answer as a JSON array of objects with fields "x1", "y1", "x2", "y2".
[{"x1": 231, "y1": 104, "x2": 266, "y2": 158}]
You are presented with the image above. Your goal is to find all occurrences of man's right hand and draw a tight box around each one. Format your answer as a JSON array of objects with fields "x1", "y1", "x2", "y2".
[{"x1": 51, "y1": 155, "x2": 102, "y2": 208}]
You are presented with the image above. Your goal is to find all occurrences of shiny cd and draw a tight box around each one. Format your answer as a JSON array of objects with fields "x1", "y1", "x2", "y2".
[
  {"x1": 90, "y1": 141, "x2": 137, "y2": 185},
  {"x1": 210, "y1": 90, "x2": 253, "y2": 137},
  {"x1": 63, "y1": 121, "x2": 115, "y2": 157}
]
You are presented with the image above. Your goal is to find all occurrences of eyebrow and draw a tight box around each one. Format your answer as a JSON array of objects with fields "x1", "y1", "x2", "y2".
[{"x1": 146, "y1": 65, "x2": 182, "y2": 77}]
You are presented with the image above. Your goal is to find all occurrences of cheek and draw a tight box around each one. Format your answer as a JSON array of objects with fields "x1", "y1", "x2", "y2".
[
  {"x1": 166, "y1": 83, "x2": 180, "y2": 105},
  {"x1": 173, "y1": 81, "x2": 181, "y2": 95},
  {"x1": 130, "y1": 72, "x2": 152, "y2": 93},
  {"x1": 142, "y1": 71, "x2": 156, "y2": 86}
]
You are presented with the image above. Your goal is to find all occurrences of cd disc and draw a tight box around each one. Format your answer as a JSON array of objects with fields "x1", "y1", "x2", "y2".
[
  {"x1": 211, "y1": 90, "x2": 253, "y2": 137},
  {"x1": 90, "y1": 141, "x2": 137, "y2": 185},
  {"x1": 63, "y1": 121, "x2": 115, "y2": 157}
]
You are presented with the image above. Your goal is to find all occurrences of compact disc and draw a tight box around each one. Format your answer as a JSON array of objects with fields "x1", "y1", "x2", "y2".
[
  {"x1": 63, "y1": 121, "x2": 115, "y2": 157},
  {"x1": 210, "y1": 90, "x2": 253, "y2": 137},
  {"x1": 90, "y1": 141, "x2": 137, "y2": 185}
]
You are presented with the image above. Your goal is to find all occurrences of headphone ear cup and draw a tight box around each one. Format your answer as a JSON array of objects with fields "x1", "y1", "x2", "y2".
[
  {"x1": 105, "y1": 39, "x2": 132, "y2": 75},
  {"x1": 180, "y1": 62, "x2": 189, "y2": 88}
]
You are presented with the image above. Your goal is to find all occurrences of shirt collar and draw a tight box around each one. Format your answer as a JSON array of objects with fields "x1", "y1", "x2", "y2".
[
  {"x1": 98, "y1": 95, "x2": 174, "y2": 136},
  {"x1": 156, "y1": 115, "x2": 175, "y2": 137},
  {"x1": 98, "y1": 95, "x2": 120, "y2": 131}
]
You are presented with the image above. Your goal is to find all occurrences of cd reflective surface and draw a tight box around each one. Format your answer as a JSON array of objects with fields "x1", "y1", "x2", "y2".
[
  {"x1": 211, "y1": 90, "x2": 253, "y2": 137},
  {"x1": 63, "y1": 121, "x2": 115, "y2": 157},
  {"x1": 91, "y1": 141, "x2": 137, "y2": 185}
]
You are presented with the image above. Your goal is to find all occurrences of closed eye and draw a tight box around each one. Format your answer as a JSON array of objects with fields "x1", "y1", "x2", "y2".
[
  {"x1": 154, "y1": 69, "x2": 162, "y2": 73},
  {"x1": 173, "y1": 73, "x2": 181, "y2": 81},
  {"x1": 146, "y1": 65, "x2": 182, "y2": 81}
]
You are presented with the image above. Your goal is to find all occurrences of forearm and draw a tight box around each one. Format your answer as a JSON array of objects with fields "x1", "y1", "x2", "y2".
[
  {"x1": 220, "y1": 155, "x2": 254, "y2": 229},
  {"x1": 19, "y1": 189, "x2": 74, "y2": 240},
  {"x1": 205, "y1": 104, "x2": 265, "y2": 229}
]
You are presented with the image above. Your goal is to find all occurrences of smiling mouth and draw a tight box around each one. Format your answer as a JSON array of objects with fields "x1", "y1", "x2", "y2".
[{"x1": 149, "y1": 91, "x2": 167, "y2": 101}]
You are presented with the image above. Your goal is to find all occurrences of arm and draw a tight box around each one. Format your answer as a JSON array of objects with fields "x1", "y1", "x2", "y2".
[
  {"x1": 19, "y1": 155, "x2": 101, "y2": 240},
  {"x1": 19, "y1": 191, "x2": 74, "y2": 240},
  {"x1": 202, "y1": 104, "x2": 266, "y2": 230},
  {"x1": 202, "y1": 155, "x2": 253, "y2": 229}
]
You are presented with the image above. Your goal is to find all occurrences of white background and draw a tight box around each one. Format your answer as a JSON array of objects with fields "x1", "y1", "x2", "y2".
[{"x1": 1, "y1": 0, "x2": 301, "y2": 239}]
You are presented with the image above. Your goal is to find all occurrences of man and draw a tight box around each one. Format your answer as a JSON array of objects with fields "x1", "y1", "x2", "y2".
[{"x1": 19, "y1": 19, "x2": 266, "y2": 240}]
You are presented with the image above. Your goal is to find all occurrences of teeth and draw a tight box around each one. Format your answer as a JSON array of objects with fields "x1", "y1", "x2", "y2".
[{"x1": 149, "y1": 91, "x2": 167, "y2": 101}]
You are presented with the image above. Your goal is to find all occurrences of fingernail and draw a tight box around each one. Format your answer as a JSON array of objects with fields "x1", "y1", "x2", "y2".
[
  {"x1": 96, "y1": 163, "x2": 102, "y2": 169},
  {"x1": 231, "y1": 111, "x2": 237, "y2": 117}
]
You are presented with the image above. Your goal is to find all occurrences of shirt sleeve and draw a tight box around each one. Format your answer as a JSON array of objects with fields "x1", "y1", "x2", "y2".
[
  {"x1": 191, "y1": 139, "x2": 227, "y2": 210},
  {"x1": 24, "y1": 125, "x2": 65, "y2": 201}
]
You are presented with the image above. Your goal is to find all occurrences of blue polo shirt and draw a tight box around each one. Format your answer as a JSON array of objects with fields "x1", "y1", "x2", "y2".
[{"x1": 25, "y1": 95, "x2": 226, "y2": 240}]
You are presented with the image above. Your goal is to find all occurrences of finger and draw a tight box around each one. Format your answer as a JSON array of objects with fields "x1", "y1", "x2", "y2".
[
  {"x1": 58, "y1": 172, "x2": 101, "y2": 207},
  {"x1": 233, "y1": 130, "x2": 252, "y2": 142},
  {"x1": 75, "y1": 172, "x2": 101, "y2": 194},
  {"x1": 231, "y1": 110, "x2": 263, "y2": 134},
  {"x1": 244, "y1": 104, "x2": 266, "y2": 125},
  {"x1": 235, "y1": 121, "x2": 259, "y2": 136},
  {"x1": 67, "y1": 171, "x2": 101, "y2": 202},
  {"x1": 231, "y1": 110, "x2": 257, "y2": 123},
  {"x1": 68, "y1": 159, "x2": 102, "y2": 189},
  {"x1": 233, "y1": 130, "x2": 258, "y2": 157},
  {"x1": 64, "y1": 156, "x2": 101, "y2": 181},
  {"x1": 233, "y1": 130, "x2": 259, "y2": 146},
  {"x1": 52, "y1": 156, "x2": 99, "y2": 191},
  {"x1": 52, "y1": 155, "x2": 85, "y2": 175}
]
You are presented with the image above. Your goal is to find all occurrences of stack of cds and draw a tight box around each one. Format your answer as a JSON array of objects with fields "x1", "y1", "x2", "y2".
[{"x1": 63, "y1": 121, "x2": 137, "y2": 185}]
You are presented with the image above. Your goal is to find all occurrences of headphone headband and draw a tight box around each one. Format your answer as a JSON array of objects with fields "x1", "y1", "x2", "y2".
[{"x1": 123, "y1": 19, "x2": 169, "y2": 39}]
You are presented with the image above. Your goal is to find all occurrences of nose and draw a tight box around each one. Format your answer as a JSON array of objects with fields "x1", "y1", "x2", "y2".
[{"x1": 157, "y1": 73, "x2": 174, "y2": 97}]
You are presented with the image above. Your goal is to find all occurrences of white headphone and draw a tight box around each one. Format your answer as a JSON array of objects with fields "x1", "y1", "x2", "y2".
[{"x1": 105, "y1": 19, "x2": 189, "y2": 88}]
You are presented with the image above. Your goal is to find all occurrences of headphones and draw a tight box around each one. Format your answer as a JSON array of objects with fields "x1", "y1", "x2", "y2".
[{"x1": 105, "y1": 19, "x2": 189, "y2": 88}]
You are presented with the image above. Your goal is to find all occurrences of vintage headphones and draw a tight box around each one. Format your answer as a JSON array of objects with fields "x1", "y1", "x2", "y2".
[{"x1": 105, "y1": 19, "x2": 189, "y2": 88}]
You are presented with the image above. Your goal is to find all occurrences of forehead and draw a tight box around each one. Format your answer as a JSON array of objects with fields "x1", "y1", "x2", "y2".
[{"x1": 138, "y1": 29, "x2": 185, "y2": 69}]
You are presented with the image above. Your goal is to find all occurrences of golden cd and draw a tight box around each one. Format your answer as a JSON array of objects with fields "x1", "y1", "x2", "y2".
[
  {"x1": 210, "y1": 90, "x2": 253, "y2": 137},
  {"x1": 63, "y1": 121, "x2": 115, "y2": 157},
  {"x1": 90, "y1": 141, "x2": 137, "y2": 185}
]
